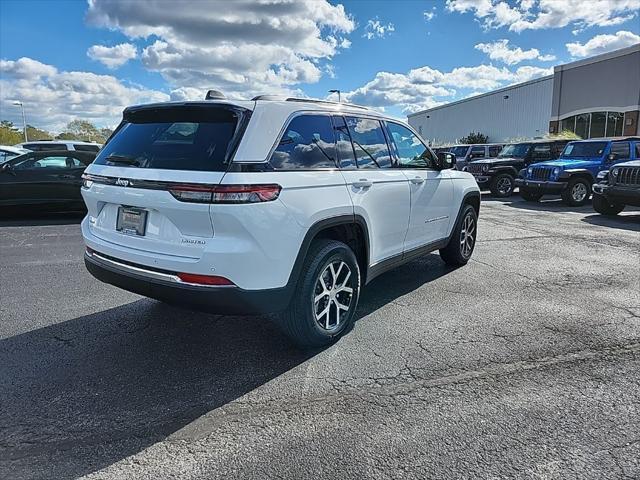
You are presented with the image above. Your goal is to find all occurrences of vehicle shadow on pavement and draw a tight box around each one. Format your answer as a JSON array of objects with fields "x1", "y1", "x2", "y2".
[
  {"x1": 356, "y1": 253, "x2": 453, "y2": 320},
  {"x1": 0, "y1": 300, "x2": 312, "y2": 480},
  {"x1": 0, "y1": 254, "x2": 453, "y2": 480},
  {"x1": 0, "y1": 210, "x2": 85, "y2": 227},
  {"x1": 501, "y1": 197, "x2": 595, "y2": 214},
  {"x1": 581, "y1": 213, "x2": 640, "y2": 232}
]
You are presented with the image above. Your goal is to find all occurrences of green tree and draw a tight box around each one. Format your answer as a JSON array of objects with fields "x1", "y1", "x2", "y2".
[
  {"x1": 25, "y1": 124, "x2": 52, "y2": 141},
  {"x1": 459, "y1": 131, "x2": 489, "y2": 144},
  {"x1": 56, "y1": 119, "x2": 112, "y2": 143},
  {"x1": 0, "y1": 122, "x2": 23, "y2": 144}
]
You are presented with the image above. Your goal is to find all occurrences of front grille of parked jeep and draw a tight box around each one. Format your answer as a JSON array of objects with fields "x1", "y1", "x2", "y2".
[
  {"x1": 467, "y1": 163, "x2": 485, "y2": 174},
  {"x1": 613, "y1": 167, "x2": 640, "y2": 186},
  {"x1": 530, "y1": 167, "x2": 552, "y2": 181}
]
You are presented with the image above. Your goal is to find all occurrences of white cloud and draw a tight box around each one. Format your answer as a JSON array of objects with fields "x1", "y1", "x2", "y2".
[
  {"x1": 446, "y1": 0, "x2": 640, "y2": 32},
  {"x1": 566, "y1": 30, "x2": 640, "y2": 57},
  {"x1": 423, "y1": 10, "x2": 436, "y2": 22},
  {"x1": 344, "y1": 62, "x2": 553, "y2": 114},
  {"x1": 0, "y1": 57, "x2": 168, "y2": 132},
  {"x1": 475, "y1": 39, "x2": 556, "y2": 65},
  {"x1": 87, "y1": 43, "x2": 138, "y2": 69},
  {"x1": 86, "y1": 0, "x2": 355, "y2": 98},
  {"x1": 363, "y1": 18, "x2": 395, "y2": 40}
]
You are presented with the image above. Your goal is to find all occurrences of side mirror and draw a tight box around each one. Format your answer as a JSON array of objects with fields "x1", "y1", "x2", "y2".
[
  {"x1": 1, "y1": 162, "x2": 14, "y2": 174},
  {"x1": 607, "y1": 153, "x2": 617, "y2": 163},
  {"x1": 436, "y1": 152, "x2": 456, "y2": 170}
]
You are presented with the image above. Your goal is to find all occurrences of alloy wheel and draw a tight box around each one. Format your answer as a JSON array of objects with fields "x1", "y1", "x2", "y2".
[
  {"x1": 496, "y1": 177, "x2": 512, "y2": 195},
  {"x1": 571, "y1": 182, "x2": 588, "y2": 203},
  {"x1": 460, "y1": 213, "x2": 476, "y2": 259},
  {"x1": 313, "y1": 260, "x2": 354, "y2": 332}
]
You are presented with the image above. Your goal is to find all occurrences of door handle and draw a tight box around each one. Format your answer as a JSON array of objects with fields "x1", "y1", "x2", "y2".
[
  {"x1": 409, "y1": 176, "x2": 425, "y2": 184},
  {"x1": 353, "y1": 179, "x2": 373, "y2": 188}
]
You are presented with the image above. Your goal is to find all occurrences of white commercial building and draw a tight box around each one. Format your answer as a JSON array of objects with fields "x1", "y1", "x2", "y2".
[{"x1": 408, "y1": 44, "x2": 640, "y2": 146}]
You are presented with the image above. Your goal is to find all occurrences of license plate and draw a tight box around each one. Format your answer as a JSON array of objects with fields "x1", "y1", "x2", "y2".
[{"x1": 116, "y1": 206, "x2": 147, "y2": 236}]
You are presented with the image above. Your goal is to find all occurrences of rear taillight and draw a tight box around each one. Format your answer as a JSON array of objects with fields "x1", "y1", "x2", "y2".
[
  {"x1": 168, "y1": 184, "x2": 281, "y2": 204},
  {"x1": 177, "y1": 273, "x2": 235, "y2": 286}
]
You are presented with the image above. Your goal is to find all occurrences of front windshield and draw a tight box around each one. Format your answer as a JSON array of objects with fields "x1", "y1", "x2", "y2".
[
  {"x1": 450, "y1": 146, "x2": 469, "y2": 156},
  {"x1": 498, "y1": 143, "x2": 531, "y2": 158},
  {"x1": 561, "y1": 142, "x2": 607, "y2": 158}
]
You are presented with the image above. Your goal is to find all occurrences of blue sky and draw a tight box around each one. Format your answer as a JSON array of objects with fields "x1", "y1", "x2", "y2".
[{"x1": 1, "y1": 0, "x2": 639, "y2": 132}]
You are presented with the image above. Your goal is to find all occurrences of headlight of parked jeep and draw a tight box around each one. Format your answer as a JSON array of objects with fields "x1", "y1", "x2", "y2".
[
  {"x1": 611, "y1": 167, "x2": 619, "y2": 178},
  {"x1": 527, "y1": 167, "x2": 533, "y2": 177},
  {"x1": 553, "y1": 167, "x2": 560, "y2": 177},
  {"x1": 482, "y1": 164, "x2": 489, "y2": 172}
]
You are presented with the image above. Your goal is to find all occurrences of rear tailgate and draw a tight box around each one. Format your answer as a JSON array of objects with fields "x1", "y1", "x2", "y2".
[{"x1": 81, "y1": 102, "x2": 250, "y2": 260}]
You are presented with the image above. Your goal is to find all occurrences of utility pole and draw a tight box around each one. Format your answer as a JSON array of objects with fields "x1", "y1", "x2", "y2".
[{"x1": 13, "y1": 101, "x2": 28, "y2": 142}]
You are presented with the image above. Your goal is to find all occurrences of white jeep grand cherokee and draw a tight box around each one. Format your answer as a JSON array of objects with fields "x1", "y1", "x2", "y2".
[{"x1": 81, "y1": 93, "x2": 480, "y2": 348}]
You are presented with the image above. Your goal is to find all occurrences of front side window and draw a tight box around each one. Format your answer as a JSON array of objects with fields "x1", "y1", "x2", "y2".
[
  {"x1": 611, "y1": 141, "x2": 630, "y2": 159},
  {"x1": 13, "y1": 155, "x2": 80, "y2": 170},
  {"x1": 345, "y1": 117, "x2": 391, "y2": 169},
  {"x1": 489, "y1": 146, "x2": 501, "y2": 157},
  {"x1": 270, "y1": 115, "x2": 336, "y2": 169},
  {"x1": 386, "y1": 122, "x2": 434, "y2": 168},
  {"x1": 94, "y1": 106, "x2": 245, "y2": 172}
]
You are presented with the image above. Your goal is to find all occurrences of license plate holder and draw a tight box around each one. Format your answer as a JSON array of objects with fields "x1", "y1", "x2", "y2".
[{"x1": 116, "y1": 206, "x2": 147, "y2": 236}]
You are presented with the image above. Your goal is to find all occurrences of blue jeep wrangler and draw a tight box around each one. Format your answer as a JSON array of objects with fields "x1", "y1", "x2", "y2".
[{"x1": 516, "y1": 137, "x2": 640, "y2": 206}]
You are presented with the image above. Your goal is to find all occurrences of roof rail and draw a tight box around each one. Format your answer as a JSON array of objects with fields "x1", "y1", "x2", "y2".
[
  {"x1": 251, "y1": 94, "x2": 288, "y2": 101},
  {"x1": 285, "y1": 97, "x2": 369, "y2": 110}
]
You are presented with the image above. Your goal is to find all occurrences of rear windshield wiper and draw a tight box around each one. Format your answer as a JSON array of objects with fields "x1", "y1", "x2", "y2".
[{"x1": 105, "y1": 154, "x2": 140, "y2": 166}]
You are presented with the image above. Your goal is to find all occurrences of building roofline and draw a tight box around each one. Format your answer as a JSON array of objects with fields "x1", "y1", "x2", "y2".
[
  {"x1": 407, "y1": 75, "x2": 553, "y2": 118},
  {"x1": 554, "y1": 43, "x2": 640, "y2": 73}
]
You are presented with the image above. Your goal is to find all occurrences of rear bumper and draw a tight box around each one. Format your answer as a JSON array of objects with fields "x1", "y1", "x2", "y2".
[
  {"x1": 593, "y1": 183, "x2": 640, "y2": 206},
  {"x1": 515, "y1": 179, "x2": 567, "y2": 194},
  {"x1": 85, "y1": 250, "x2": 292, "y2": 315}
]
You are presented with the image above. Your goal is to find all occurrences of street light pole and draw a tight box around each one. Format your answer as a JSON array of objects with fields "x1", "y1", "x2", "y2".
[
  {"x1": 328, "y1": 89, "x2": 341, "y2": 103},
  {"x1": 13, "y1": 101, "x2": 28, "y2": 142}
]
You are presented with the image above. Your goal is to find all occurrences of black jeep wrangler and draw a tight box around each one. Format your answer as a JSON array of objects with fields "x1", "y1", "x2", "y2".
[
  {"x1": 592, "y1": 160, "x2": 640, "y2": 215},
  {"x1": 465, "y1": 139, "x2": 568, "y2": 197}
]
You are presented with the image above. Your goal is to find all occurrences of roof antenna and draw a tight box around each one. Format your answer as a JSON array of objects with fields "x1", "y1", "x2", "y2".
[{"x1": 205, "y1": 90, "x2": 226, "y2": 100}]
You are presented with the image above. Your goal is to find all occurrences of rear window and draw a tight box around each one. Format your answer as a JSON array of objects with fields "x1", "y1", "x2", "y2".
[
  {"x1": 94, "y1": 106, "x2": 246, "y2": 171},
  {"x1": 74, "y1": 144, "x2": 100, "y2": 152},
  {"x1": 562, "y1": 142, "x2": 607, "y2": 158},
  {"x1": 24, "y1": 143, "x2": 67, "y2": 151}
]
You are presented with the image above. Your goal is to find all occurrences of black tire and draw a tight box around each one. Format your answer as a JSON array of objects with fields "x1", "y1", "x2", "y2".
[
  {"x1": 520, "y1": 189, "x2": 543, "y2": 202},
  {"x1": 561, "y1": 177, "x2": 592, "y2": 206},
  {"x1": 489, "y1": 173, "x2": 515, "y2": 197},
  {"x1": 592, "y1": 193, "x2": 624, "y2": 216},
  {"x1": 279, "y1": 239, "x2": 360, "y2": 349},
  {"x1": 440, "y1": 204, "x2": 477, "y2": 267}
]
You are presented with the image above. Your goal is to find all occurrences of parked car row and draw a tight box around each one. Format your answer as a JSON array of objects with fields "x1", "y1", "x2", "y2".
[{"x1": 451, "y1": 136, "x2": 640, "y2": 214}]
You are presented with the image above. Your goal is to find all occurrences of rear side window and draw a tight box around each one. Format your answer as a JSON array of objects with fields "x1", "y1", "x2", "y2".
[
  {"x1": 469, "y1": 146, "x2": 485, "y2": 158},
  {"x1": 531, "y1": 144, "x2": 551, "y2": 160},
  {"x1": 270, "y1": 115, "x2": 336, "y2": 169},
  {"x1": 74, "y1": 144, "x2": 100, "y2": 152},
  {"x1": 345, "y1": 117, "x2": 391, "y2": 168},
  {"x1": 94, "y1": 106, "x2": 245, "y2": 172},
  {"x1": 611, "y1": 141, "x2": 630, "y2": 158}
]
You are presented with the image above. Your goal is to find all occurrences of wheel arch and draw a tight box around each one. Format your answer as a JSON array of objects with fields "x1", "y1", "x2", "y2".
[{"x1": 286, "y1": 215, "x2": 371, "y2": 292}]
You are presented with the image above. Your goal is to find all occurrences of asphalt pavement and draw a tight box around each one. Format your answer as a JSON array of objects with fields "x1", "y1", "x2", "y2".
[{"x1": 1, "y1": 197, "x2": 639, "y2": 479}]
